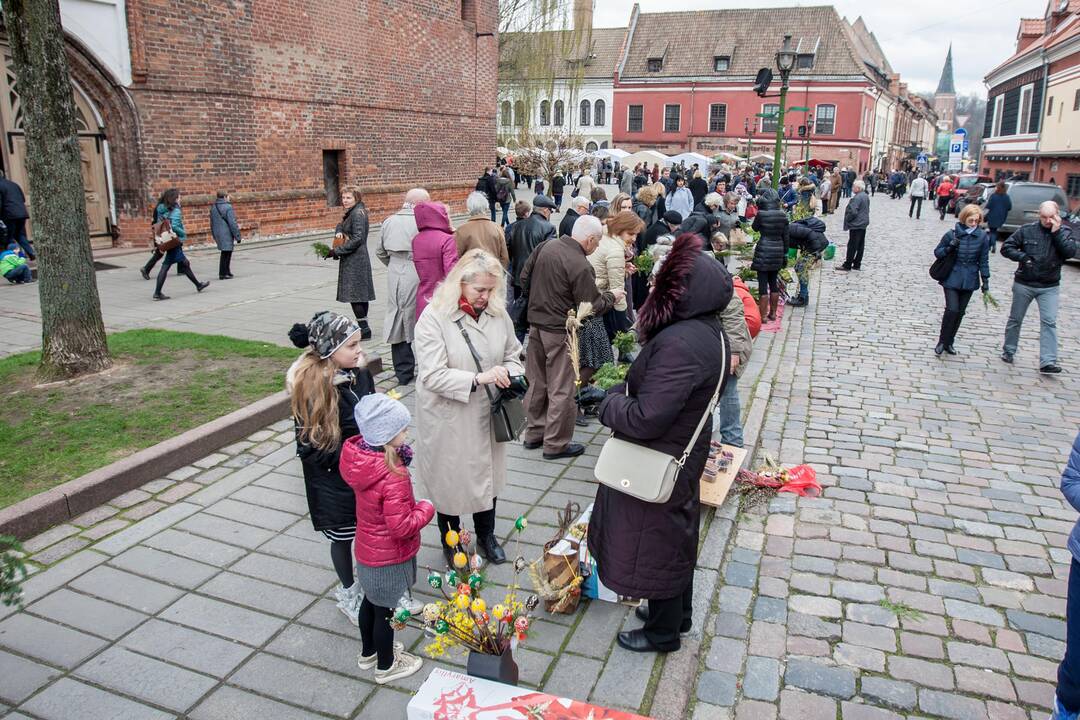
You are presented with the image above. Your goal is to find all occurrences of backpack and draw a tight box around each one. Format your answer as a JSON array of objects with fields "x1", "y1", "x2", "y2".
[{"x1": 496, "y1": 183, "x2": 509, "y2": 203}]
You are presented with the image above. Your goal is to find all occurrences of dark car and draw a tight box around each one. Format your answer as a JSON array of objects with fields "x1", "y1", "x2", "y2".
[
  {"x1": 947, "y1": 174, "x2": 992, "y2": 212},
  {"x1": 1066, "y1": 208, "x2": 1080, "y2": 264},
  {"x1": 998, "y1": 182, "x2": 1069, "y2": 235},
  {"x1": 954, "y1": 182, "x2": 991, "y2": 216}
]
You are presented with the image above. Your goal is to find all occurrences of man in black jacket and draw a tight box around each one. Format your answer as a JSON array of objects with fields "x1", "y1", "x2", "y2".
[
  {"x1": 476, "y1": 168, "x2": 497, "y2": 222},
  {"x1": 559, "y1": 195, "x2": 588, "y2": 238},
  {"x1": 508, "y1": 194, "x2": 557, "y2": 295},
  {"x1": 1000, "y1": 201, "x2": 1078, "y2": 373},
  {"x1": 0, "y1": 171, "x2": 34, "y2": 260}
]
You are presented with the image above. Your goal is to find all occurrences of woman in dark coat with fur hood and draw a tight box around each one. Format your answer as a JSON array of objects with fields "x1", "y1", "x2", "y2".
[
  {"x1": 751, "y1": 188, "x2": 789, "y2": 322},
  {"x1": 588, "y1": 233, "x2": 732, "y2": 654}
]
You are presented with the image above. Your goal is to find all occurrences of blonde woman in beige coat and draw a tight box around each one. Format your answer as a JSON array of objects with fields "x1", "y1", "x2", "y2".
[{"x1": 413, "y1": 249, "x2": 524, "y2": 567}]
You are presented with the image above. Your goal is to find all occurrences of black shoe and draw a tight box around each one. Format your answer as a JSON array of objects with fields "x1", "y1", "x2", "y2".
[
  {"x1": 543, "y1": 443, "x2": 585, "y2": 460},
  {"x1": 360, "y1": 327, "x2": 372, "y2": 340},
  {"x1": 140, "y1": 267, "x2": 150, "y2": 280},
  {"x1": 153, "y1": 293, "x2": 169, "y2": 301},
  {"x1": 1001, "y1": 352, "x2": 1014, "y2": 364},
  {"x1": 522, "y1": 439, "x2": 543, "y2": 450},
  {"x1": 226, "y1": 273, "x2": 235, "y2": 279},
  {"x1": 1040, "y1": 364, "x2": 1063, "y2": 374},
  {"x1": 934, "y1": 343, "x2": 944, "y2": 356},
  {"x1": 944, "y1": 345, "x2": 957, "y2": 355},
  {"x1": 786, "y1": 298, "x2": 807, "y2": 307},
  {"x1": 196, "y1": 281, "x2": 210, "y2": 292},
  {"x1": 575, "y1": 412, "x2": 589, "y2": 428},
  {"x1": 835, "y1": 266, "x2": 851, "y2": 272},
  {"x1": 396, "y1": 376, "x2": 414, "y2": 386},
  {"x1": 219, "y1": 276, "x2": 229, "y2": 280},
  {"x1": 617, "y1": 629, "x2": 673, "y2": 653},
  {"x1": 477, "y1": 535, "x2": 507, "y2": 565},
  {"x1": 633, "y1": 604, "x2": 693, "y2": 635}
]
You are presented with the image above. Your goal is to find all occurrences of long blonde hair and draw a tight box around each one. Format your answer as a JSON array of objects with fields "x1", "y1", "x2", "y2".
[
  {"x1": 428, "y1": 249, "x2": 508, "y2": 317},
  {"x1": 289, "y1": 350, "x2": 341, "y2": 451}
]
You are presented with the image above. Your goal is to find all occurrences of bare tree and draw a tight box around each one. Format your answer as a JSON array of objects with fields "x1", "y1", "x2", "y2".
[
  {"x1": 2, "y1": 0, "x2": 111, "y2": 378},
  {"x1": 510, "y1": 129, "x2": 594, "y2": 188}
]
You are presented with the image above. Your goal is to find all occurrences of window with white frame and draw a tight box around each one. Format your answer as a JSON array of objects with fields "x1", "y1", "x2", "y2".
[
  {"x1": 540, "y1": 100, "x2": 550, "y2": 126},
  {"x1": 594, "y1": 99, "x2": 605, "y2": 127},
  {"x1": 991, "y1": 95, "x2": 1004, "y2": 137},
  {"x1": 500, "y1": 101, "x2": 511, "y2": 127},
  {"x1": 1018, "y1": 84, "x2": 1033, "y2": 134},
  {"x1": 554, "y1": 100, "x2": 564, "y2": 126},
  {"x1": 709, "y1": 104, "x2": 727, "y2": 132},
  {"x1": 580, "y1": 100, "x2": 591, "y2": 126},
  {"x1": 664, "y1": 104, "x2": 681, "y2": 132},
  {"x1": 713, "y1": 56, "x2": 730, "y2": 72},
  {"x1": 815, "y1": 104, "x2": 836, "y2": 135},
  {"x1": 513, "y1": 100, "x2": 525, "y2": 127},
  {"x1": 761, "y1": 103, "x2": 779, "y2": 132}
]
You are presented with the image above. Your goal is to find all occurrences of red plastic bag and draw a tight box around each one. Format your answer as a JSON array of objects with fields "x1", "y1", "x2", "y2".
[{"x1": 779, "y1": 464, "x2": 820, "y2": 497}]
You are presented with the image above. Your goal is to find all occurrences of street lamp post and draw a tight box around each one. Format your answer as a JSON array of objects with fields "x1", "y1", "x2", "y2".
[
  {"x1": 772, "y1": 35, "x2": 797, "y2": 190},
  {"x1": 804, "y1": 114, "x2": 814, "y2": 163},
  {"x1": 744, "y1": 117, "x2": 757, "y2": 162}
]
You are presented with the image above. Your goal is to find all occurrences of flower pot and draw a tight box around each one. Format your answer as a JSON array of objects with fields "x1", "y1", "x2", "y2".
[{"x1": 466, "y1": 648, "x2": 519, "y2": 685}]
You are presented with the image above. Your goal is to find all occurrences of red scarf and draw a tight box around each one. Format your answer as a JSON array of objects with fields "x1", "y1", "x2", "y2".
[{"x1": 458, "y1": 295, "x2": 479, "y2": 319}]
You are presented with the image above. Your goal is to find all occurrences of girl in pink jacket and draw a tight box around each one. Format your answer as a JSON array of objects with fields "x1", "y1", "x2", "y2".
[{"x1": 340, "y1": 393, "x2": 434, "y2": 684}]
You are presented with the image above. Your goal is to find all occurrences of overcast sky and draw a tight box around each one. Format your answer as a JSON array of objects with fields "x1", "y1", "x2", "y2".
[{"x1": 589, "y1": 0, "x2": 1048, "y2": 96}]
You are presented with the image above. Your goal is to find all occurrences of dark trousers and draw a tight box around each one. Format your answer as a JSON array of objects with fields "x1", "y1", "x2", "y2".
[
  {"x1": 390, "y1": 342, "x2": 415, "y2": 384},
  {"x1": 144, "y1": 248, "x2": 164, "y2": 274},
  {"x1": 437, "y1": 499, "x2": 497, "y2": 541},
  {"x1": 155, "y1": 258, "x2": 200, "y2": 295},
  {"x1": 350, "y1": 302, "x2": 369, "y2": 321},
  {"x1": 988, "y1": 227, "x2": 1000, "y2": 253},
  {"x1": 938, "y1": 287, "x2": 974, "y2": 346},
  {"x1": 937, "y1": 196, "x2": 950, "y2": 220},
  {"x1": 843, "y1": 229, "x2": 866, "y2": 270},
  {"x1": 909, "y1": 196, "x2": 923, "y2": 218},
  {"x1": 488, "y1": 199, "x2": 497, "y2": 223},
  {"x1": 642, "y1": 576, "x2": 693, "y2": 651},
  {"x1": 218, "y1": 251, "x2": 233, "y2": 278},
  {"x1": 1059, "y1": 558, "x2": 1080, "y2": 712},
  {"x1": 4, "y1": 218, "x2": 34, "y2": 258},
  {"x1": 358, "y1": 598, "x2": 395, "y2": 671}
]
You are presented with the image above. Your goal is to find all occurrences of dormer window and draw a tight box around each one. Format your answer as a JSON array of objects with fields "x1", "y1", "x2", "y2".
[
  {"x1": 714, "y1": 56, "x2": 730, "y2": 72},
  {"x1": 796, "y1": 53, "x2": 815, "y2": 69},
  {"x1": 647, "y1": 57, "x2": 663, "y2": 72}
]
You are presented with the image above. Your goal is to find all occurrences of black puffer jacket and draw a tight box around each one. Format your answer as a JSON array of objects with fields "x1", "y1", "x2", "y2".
[
  {"x1": 508, "y1": 212, "x2": 556, "y2": 288},
  {"x1": 1001, "y1": 221, "x2": 1078, "y2": 288},
  {"x1": 789, "y1": 217, "x2": 829, "y2": 254},
  {"x1": 589, "y1": 234, "x2": 731, "y2": 599},
  {"x1": 750, "y1": 191, "x2": 790, "y2": 272},
  {"x1": 294, "y1": 367, "x2": 375, "y2": 530}
]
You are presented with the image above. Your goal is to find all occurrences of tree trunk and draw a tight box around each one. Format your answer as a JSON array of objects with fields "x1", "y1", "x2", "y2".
[{"x1": 2, "y1": 0, "x2": 111, "y2": 378}]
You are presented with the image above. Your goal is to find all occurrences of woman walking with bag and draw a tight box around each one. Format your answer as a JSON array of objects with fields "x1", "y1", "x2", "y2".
[
  {"x1": 588, "y1": 233, "x2": 732, "y2": 654},
  {"x1": 329, "y1": 187, "x2": 375, "y2": 339},
  {"x1": 932, "y1": 204, "x2": 990, "y2": 356},
  {"x1": 414, "y1": 250, "x2": 524, "y2": 567},
  {"x1": 151, "y1": 188, "x2": 209, "y2": 300}
]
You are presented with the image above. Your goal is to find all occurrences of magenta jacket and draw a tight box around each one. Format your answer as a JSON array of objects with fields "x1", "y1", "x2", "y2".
[
  {"x1": 412, "y1": 202, "x2": 457, "y2": 318},
  {"x1": 339, "y1": 436, "x2": 434, "y2": 567}
]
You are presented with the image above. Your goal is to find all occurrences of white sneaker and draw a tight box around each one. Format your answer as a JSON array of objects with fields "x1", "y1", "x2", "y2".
[
  {"x1": 334, "y1": 584, "x2": 363, "y2": 623},
  {"x1": 374, "y1": 649, "x2": 423, "y2": 684},
  {"x1": 399, "y1": 592, "x2": 424, "y2": 616},
  {"x1": 357, "y1": 641, "x2": 405, "y2": 670}
]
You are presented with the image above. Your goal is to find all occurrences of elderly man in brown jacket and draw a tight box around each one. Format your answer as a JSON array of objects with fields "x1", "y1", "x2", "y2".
[
  {"x1": 454, "y1": 191, "x2": 510, "y2": 267},
  {"x1": 519, "y1": 215, "x2": 624, "y2": 459}
]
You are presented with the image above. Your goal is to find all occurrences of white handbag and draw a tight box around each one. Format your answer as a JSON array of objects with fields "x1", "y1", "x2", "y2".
[{"x1": 593, "y1": 333, "x2": 728, "y2": 504}]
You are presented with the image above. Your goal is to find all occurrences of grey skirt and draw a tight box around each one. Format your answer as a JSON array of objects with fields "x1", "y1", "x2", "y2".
[{"x1": 355, "y1": 557, "x2": 417, "y2": 608}]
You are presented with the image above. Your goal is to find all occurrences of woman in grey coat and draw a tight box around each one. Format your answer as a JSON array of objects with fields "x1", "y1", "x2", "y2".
[
  {"x1": 331, "y1": 186, "x2": 376, "y2": 339},
  {"x1": 210, "y1": 191, "x2": 241, "y2": 279},
  {"x1": 376, "y1": 188, "x2": 427, "y2": 384}
]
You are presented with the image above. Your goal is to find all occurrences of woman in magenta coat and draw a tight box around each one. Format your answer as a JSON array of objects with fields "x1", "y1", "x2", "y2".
[{"x1": 412, "y1": 202, "x2": 458, "y2": 318}]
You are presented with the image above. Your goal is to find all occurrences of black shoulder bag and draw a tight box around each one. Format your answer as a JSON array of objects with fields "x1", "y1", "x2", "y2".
[
  {"x1": 929, "y1": 238, "x2": 959, "y2": 282},
  {"x1": 454, "y1": 319, "x2": 527, "y2": 443}
]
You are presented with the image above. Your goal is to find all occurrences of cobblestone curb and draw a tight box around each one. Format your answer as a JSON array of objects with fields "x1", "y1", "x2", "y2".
[{"x1": 0, "y1": 391, "x2": 292, "y2": 540}]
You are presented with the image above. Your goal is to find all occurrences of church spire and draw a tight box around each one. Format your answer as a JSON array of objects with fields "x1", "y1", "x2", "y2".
[{"x1": 935, "y1": 44, "x2": 955, "y2": 95}]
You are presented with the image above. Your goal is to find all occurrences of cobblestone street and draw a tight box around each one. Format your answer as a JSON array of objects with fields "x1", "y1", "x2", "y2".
[{"x1": 1, "y1": 190, "x2": 1079, "y2": 719}]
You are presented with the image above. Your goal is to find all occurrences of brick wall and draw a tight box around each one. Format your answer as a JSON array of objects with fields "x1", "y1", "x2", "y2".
[{"x1": 106, "y1": 0, "x2": 497, "y2": 247}]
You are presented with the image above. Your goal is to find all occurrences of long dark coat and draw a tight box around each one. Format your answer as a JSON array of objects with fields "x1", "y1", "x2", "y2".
[
  {"x1": 588, "y1": 235, "x2": 732, "y2": 599},
  {"x1": 293, "y1": 366, "x2": 375, "y2": 530},
  {"x1": 335, "y1": 204, "x2": 376, "y2": 303},
  {"x1": 751, "y1": 192, "x2": 790, "y2": 272}
]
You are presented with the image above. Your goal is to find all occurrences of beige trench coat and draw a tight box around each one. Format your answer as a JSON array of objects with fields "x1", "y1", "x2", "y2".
[{"x1": 413, "y1": 303, "x2": 525, "y2": 516}]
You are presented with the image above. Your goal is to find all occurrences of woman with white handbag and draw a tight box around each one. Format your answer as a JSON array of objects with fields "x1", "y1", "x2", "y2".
[{"x1": 588, "y1": 232, "x2": 732, "y2": 654}]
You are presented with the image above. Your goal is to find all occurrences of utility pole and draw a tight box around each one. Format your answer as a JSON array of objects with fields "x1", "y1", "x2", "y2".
[{"x1": 771, "y1": 36, "x2": 796, "y2": 190}]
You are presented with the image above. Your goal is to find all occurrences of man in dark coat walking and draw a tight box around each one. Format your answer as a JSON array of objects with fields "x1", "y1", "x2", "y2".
[
  {"x1": 0, "y1": 171, "x2": 34, "y2": 260},
  {"x1": 589, "y1": 233, "x2": 732, "y2": 653},
  {"x1": 838, "y1": 180, "x2": 870, "y2": 271}
]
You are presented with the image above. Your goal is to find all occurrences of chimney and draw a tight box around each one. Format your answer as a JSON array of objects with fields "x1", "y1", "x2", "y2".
[{"x1": 574, "y1": 0, "x2": 594, "y2": 32}]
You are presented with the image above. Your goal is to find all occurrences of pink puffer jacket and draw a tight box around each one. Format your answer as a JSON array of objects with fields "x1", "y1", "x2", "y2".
[{"x1": 339, "y1": 436, "x2": 434, "y2": 567}]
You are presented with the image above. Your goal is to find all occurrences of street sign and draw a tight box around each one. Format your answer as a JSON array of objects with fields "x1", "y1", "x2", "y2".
[
  {"x1": 955, "y1": 128, "x2": 967, "y2": 136},
  {"x1": 755, "y1": 112, "x2": 778, "y2": 118},
  {"x1": 948, "y1": 132, "x2": 965, "y2": 172},
  {"x1": 788, "y1": 106, "x2": 810, "y2": 112},
  {"x1": 962, "y1": 139, "x2": 969, "y2": 153}
]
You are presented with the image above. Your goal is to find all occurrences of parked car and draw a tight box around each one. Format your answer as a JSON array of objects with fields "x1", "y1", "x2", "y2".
[
  {"x1": 947, "y1": 174, "x2": 992, "y2": 213},
  {"x1": 997, "y1": 182, "x2": 1069, "y2": 235},
  {"x1": 1066, "y1": 208, "x2": 1080, "y2": 264},
  {"x1": 954, "y1": 182, "x2": 991, "y2": 216}
]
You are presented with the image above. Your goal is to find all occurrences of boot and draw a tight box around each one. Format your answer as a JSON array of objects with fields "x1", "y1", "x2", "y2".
[
  {"x1": 477, "y1": 534, "x2": 507, "y2": 565},
  {"x1": 938, "y1": 310, "x2": 957, "y2": 353},
  {"x1": 768, "y1": 294, "x2": 779, "y2": 322},
  {"x1": 358, "y1": 320, "x2": 372, "y2": 341},
  {"x1": 758, "y1": 294, "x2": 769, "y2": 323}
]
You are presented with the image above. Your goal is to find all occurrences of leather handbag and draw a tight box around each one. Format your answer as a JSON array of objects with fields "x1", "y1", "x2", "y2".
[
  {"x1": 929, "y1": 241, "x2": 958, "y2": 282},
  {"x1": 455, "y1": 319, "x2": 527, "y2": 443},
  {"x1": 152, "y1": 216, "x2": 180, "y2": 252},
  {"x1": 593, "y1": 332, "x2": 728, "y2": 504}
]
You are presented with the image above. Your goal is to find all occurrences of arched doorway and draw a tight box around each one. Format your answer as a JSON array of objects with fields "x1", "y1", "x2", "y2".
[{"x1": 0, "y1": 46, "x2": 113, "y2": 248}]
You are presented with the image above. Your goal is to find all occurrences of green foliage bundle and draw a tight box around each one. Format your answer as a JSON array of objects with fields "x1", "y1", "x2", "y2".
[
  {"x1": 593, "y1": 363, "x2": 629, "y2": 390},
  {"x1": 0, "y1": 536, "x2": 27, "y2": 608},
  {"x1": 612, "y1": 331, "x2": 636, "y2": 356}
]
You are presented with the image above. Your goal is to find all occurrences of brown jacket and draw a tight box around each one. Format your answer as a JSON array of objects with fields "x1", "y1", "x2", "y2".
[
  {"x1": 454, "y1": 217, "x2": 510, "y2": 268},
  {"x1": 520, "y1": 235, "x2": 615, "y2": 333}
]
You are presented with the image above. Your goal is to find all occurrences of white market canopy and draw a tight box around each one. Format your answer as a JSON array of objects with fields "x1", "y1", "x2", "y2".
[
  {"x1": 749, "y1": 152, "x2": 774, "y2": 162},
  {"x1": 596, "y1": 148, "x2": 629, "y2": 160},
  {"x1": 713, "y1": 151, "x2": 744, "y2": 163},
  {"x1": 668, "y1": 152, "x2": 713, "y2": 168},
  {"x1": 621, "y1": 150, "x2": 671, "y2": 168}
]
